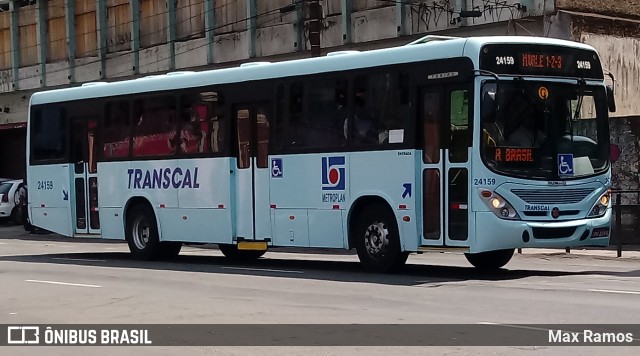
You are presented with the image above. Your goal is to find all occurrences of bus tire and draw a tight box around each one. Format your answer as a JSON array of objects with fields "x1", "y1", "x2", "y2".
[
  {"x1": 354, "y1": 203, "x2": 408, "y2": 273},
  {"x1": 218, "y1": 244, "x2": 267, "y2": 261},
  {"x1": 23, "y1": 216, "x2": 35, "y2": 233},
  {"x1": 464, "y1": 249, "x2": 514, "y2": 270},
  {"x1": 126, "y1": 204, "x2": 162, "y2": 260},
  {"x1": 10, "y1": 207, "x2": 19, "y2": 225}
]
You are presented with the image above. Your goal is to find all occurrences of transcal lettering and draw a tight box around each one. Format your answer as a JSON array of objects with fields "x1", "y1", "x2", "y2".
[{"x1": 127, "y1": 168, "x2": 200, "y2": 189}]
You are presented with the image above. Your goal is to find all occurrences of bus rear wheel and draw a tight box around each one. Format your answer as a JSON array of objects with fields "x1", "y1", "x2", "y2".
[
  {"x1": 354, "y1": 203, "x2": 409, "y2": 273},
  {"x1": 464, "y1": 249, "x2": 514, "y2": 270},
  {"x1": 218, "y1": 244, "x2": 267, "y2": 261},
  {"x1": 126, "y1": 204, "x2": 180, "y2": 260}
]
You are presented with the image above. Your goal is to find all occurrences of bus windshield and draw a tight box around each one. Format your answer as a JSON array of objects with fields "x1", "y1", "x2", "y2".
[{"x1": 481, "y1": 80, "x2": 609, "y2": 180}]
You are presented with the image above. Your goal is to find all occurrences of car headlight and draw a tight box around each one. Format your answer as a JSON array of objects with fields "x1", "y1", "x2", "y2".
[
  {"x1": 478, "y1": 189, "x2": 521, "y2": 220},
  {"x1": 588, "y1": 190, "x2": 610, "y2": 218}
]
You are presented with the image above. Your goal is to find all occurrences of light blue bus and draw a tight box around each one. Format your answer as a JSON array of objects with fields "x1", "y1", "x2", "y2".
[{"x1": 26, "y1": 36, "x2": 616, "y2": 272}]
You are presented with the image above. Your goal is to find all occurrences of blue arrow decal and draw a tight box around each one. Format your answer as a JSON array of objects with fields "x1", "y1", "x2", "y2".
[
  {"x1": 62, "y1": 190, "x2": 68, "y2": 201},
  {"x1": 402, "y1": 183, "x2": 412, "y2": 199}
]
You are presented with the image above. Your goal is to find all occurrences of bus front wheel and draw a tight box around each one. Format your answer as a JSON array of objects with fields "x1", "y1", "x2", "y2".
[
  {"x1": 464, "y1": 249, "x2": 514, "y2": 270},
  {"x1": 218, "y1": 244, "x2": 267, "y2": 261},
  {"x1": 354, "y1": 203, "x2": 409, "y2": 273}
]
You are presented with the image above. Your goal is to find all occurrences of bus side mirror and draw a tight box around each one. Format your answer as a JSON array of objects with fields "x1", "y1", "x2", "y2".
[
  {"x1": 610, "y1": 143, "x2": 621, "y2": 163},
  {"x1": 606, "y1": 85, "x2": 616, "y2": 113}
]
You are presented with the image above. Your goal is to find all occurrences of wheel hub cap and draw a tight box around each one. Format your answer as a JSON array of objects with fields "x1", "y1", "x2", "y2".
[
  {"x1": 133, "y1": 217, "x2": 150, "y2": 250},
  {"x1": 364, "y1": 220, "x2": 389, "y2": 257}
]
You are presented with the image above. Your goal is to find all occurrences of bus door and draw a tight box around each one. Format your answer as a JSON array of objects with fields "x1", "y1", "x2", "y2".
[
  {"x1": 70, "y1": 117, "x2": 100, "y2": 235},
  {"x1": 233, "y1": 103, "x2": 272, "y2": 242},
  {"x1": 420, "y1": 86, "x2": 470, "y2": 247}
]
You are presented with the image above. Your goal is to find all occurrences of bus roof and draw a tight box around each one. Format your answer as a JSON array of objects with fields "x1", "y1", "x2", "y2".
[{"x1": 30, "y1": 36, "x2": 599, "y2": 106}]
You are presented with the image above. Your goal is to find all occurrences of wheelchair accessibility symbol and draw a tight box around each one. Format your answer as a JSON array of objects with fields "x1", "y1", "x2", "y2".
[
  {"x1": 271, "y1": 158, "x2": 283, "y2": 178},
  {"x1": 558, "y1": 154, "x2": 574, "y2": 176}
]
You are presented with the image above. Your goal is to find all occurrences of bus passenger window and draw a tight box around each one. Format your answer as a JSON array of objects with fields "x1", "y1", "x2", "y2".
[
  {"x1": 180, "y1": 92, "x2": 224, "y2": 155},
  {"x1": 351, "y1": 73, "x2": 410, "y2": 146},
  {"x1": 449, "y1": 89, "x2": 470, "y2": 162},
  {"x1": 31, "y1": 107, "x2": 67, "y2": 162},
  {"x1": 288, "y1": 82, "x2": 305, "y2": 148},
  {"x1": 274, "y1": 84, "x2": 285, "y2": 150},
  {"x1": 103, "y1": 101, "x2": 131, "y2": 159},
  {"x1": 133, "y1": 96, "x2": 176, "y2": 157},
  {"x1": 296, "y1": 77, "x2": 347, "y2": 149}
]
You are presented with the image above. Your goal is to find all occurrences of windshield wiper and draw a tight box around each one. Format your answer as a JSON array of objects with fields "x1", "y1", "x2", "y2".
[{"x1": 570, "y1": 78, "x2": 587, "y2": 142}]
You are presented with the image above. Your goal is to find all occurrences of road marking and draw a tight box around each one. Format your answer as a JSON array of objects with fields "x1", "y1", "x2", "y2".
[
  {"x1": 478, "y1": 322, "x2": 552, "y2": 332},
  {"x1": 25, "y1": 280, "x2": 102, "y2": 288},
  {"x1": 222, "y1": 266, "x2": 304, "y2": 274},
  {"x1": 52, "y1": 257, "x2": 106, "y2": 262},
  {"x1": 9, "y1": 313, "x2": 17, "y2": 315},
  {"x1": 588, "y1": 289, "x2": 640, "y2": 295}
]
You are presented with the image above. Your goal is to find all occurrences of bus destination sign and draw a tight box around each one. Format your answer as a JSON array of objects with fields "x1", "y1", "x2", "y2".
[
  {"x1": 492, "y1": 147, "x2": 536, "y2": 164},
  {"x1": 480, "y1": 44, "x2": 603, "y2": 79}
]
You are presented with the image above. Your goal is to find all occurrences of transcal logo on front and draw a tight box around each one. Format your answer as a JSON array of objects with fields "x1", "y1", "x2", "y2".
[{"x1": 321, "y1": 156, "x2": 346, "y2": 203}]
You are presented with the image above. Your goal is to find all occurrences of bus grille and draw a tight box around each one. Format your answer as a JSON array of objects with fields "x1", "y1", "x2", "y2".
[{"x1": 510, "y1": 188, "x2": 594, "y2": 204}]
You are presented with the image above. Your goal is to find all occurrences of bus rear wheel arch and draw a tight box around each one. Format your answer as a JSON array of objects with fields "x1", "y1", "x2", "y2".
[
  {"x1": 125, "y1": 202, "x2": 181, "y2": 260},
  {"x1": 464, "y1": 249, "x2": 514, "y2": 270},
  {"x1": 352, "y1": 202, "x2": 409, "y2": 273}
]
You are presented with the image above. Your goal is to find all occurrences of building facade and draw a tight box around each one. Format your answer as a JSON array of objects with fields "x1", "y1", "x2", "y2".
[{"x1": 0, "y1": 0, "x2": 638, "y2": 185}]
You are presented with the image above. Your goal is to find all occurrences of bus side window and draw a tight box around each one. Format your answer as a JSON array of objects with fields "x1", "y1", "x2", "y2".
[
  {"x1": 302, "y1": 77, "x2": 347, "y2": 148},
  {"x1": 274, "y1": 84, "x2": 285, "y2": 151},
  {"x1": 181, "y1": 91, "x2": 224, "y2": 155},
  {"x1": 103, "y1": 101, "x2": 130, "y2": 159},
  {"x1": 31, "y1": 107, "x2": 67, "y2": 162},
  {"x1": 133, "y1": 96, "x2": 176, "y2": 158},
  {"x1": 351, "y1": 73, "x2": 409, "y2": 146},
  {"x1": 288, "y1": 82, "x2": 305, "y2": 148},
  {"x1": 449, "y1": 89, "x2": 470, "y2": 163}
]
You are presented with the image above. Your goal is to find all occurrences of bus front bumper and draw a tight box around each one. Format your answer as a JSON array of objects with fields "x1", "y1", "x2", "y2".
[{"x1": 472, "y1": 209, "x2": 611, "y2": 253}]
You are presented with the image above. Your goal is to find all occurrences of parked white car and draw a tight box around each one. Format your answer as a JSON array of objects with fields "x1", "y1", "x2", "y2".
[{"x1": 0, "y1": 179, "x2": 25, "y2": 224}]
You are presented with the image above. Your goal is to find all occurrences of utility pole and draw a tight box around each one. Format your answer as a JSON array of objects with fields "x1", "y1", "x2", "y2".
[{"x1": 308, "y1": 0, "x2": 322, "y2": 57}]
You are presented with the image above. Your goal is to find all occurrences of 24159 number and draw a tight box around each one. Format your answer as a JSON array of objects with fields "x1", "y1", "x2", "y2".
[
  {"x1": 37, "y1": 180, "x2": 54, "y2": 190},
  {"x1": 473, "y1": 178, "x2": 496, "y2": 186}
]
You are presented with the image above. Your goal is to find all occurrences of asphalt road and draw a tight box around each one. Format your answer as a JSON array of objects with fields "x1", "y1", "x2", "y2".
[{"x1": 1, "y1": 223, "x2": 639, "y2": 355}]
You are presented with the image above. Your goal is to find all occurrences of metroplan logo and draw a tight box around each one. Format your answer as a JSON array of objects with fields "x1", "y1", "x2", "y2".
[{"x1": 321, "y1": 156, "x2": 345, "y2": 191}]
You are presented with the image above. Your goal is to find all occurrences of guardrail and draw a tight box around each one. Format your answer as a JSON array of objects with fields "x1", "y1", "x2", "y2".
[{"x1": 611, "y1": 189, "x2": 640, "y2": 257}]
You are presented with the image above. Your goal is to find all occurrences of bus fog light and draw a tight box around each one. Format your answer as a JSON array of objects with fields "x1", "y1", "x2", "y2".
[
  {"x1": 501, "y1": 208, "x2": 510, "y2": 217},
  {"x1": 591, "y1": 206, "x2": 600, "y2": 216}
]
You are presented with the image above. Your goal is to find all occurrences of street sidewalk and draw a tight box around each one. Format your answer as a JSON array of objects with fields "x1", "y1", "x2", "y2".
[{"x1": 518, "y1": 247, "x2": 640, "y2": 259}]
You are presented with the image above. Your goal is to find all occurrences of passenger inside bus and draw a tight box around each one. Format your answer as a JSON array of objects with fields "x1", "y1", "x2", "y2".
[
  {"x1": 505, "y1": 110, "x2": 546, "y2": 147},
  {"x1": 350, "y1": 87, "x2": 378, "y2": 144},
  {"x1": 178, "y1": 108, "x2": 206, "y2": 154}
]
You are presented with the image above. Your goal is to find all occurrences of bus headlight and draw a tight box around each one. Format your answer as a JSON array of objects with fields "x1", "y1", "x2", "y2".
[
  {"x1": 588, "y1": 191, "x2": 610, "y2": 218},
  {"x1": 478, "y1": 189, "x2": 521, "y2": 220}
]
